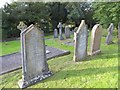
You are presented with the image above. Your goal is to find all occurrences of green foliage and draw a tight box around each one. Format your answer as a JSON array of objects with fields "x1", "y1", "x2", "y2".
[
  {"x1": 92, "y1": 2, "x2": 120, "y2": 28},
  {"x1": 66, "y1": 2, "x2": 95, "y2": 28},
  {"x1": 48, "y1": 2, "x2": 68, "y2": 29}
]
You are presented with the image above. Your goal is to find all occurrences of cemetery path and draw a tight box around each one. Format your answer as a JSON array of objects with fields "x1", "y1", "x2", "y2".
[{"x1": 0, "y1": 46, "x2": 70, "y2": 75}]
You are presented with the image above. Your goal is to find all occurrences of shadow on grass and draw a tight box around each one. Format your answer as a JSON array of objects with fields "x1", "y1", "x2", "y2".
[
  {"x1": 48, "y1": 66, "x2": 118, "y2": 81},
  {"x1": 84, "y1": 52, "x2": 118, "y2": 62}
]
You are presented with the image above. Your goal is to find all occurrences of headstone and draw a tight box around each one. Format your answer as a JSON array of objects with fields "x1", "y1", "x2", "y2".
[
  {"x1": 70, "y1": 29, "x2": 74, "y2": 35},
  {"x1": 17, "y1": 23, "x2": 52, "y2": 88},
  {"x1": 54, "y1": 29, "x2": 58, "y2": 38},
  {"x1": 106, "y1": 23, "x2": 114, "y2": 45},
  {"x1": 17, "y1": 21, "x2": 27, "y2": 31},
  {"x1": 118, "y1": 22, "x2": 120, "y2": 44},
  {"x1": 89, "y1": 24, "x2": 102, "y2": 56},
  {"x1": 74, "y1": 27, "x2": 78, "y2": 32},
  {"x1": 73, "y1": 20, "x2": 88, "y2": 62},
  {"x1": 57, "y1": 22, "x2": 64, "y2": 40},
  {"x1": 65, "y1": 26, "x2": 70, "y2": 38}
]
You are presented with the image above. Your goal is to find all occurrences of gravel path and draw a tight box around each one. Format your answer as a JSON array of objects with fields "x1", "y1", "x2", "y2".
[{"x1": 0, "y1": 46, "x2": 70, "y2": 75}]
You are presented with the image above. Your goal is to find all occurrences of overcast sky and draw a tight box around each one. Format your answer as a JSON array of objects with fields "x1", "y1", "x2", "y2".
[{"x1": 0, "y1": 0, "x2": 13, "y2": 8}]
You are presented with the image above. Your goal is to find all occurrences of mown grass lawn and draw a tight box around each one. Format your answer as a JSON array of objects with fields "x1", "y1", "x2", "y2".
[{"x1": 0, "y1": 33, "x2": 118, "y2": 88}]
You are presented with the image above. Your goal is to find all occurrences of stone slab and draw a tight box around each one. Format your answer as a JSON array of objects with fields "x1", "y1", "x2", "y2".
[{"x1": 0, "y1": 46, "x2": 70, "y2": 75}]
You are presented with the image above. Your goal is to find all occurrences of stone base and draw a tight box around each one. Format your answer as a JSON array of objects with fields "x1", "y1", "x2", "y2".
[
  {"x1": 89, "y1": 50, "x2": 101, "y2": 56},
  {"x1": 18, "y1": 71, "x2": 53, "y2": 89},
  {"x1": 59, "y1": 36, "x2": 64, "y2": 40},
  {"x1": 73, "y1": 56, "x2": 87, "y2": 62}
]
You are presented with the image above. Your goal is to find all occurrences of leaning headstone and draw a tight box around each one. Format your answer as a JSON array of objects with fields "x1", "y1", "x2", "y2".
[
  {"x1": 89, "y1": 24, "x2": 102, "y2": 56},
  {"x1": 57, "y1": 22, "x2": 64, "y2": 40},
  {"x1": 106, "y1": 23, "x2": 114, "y2": 45},
  {"x1": 118, "y1": 22, "x2": 120, "y2": 44},
  {"x1": 73, "y1": 20, "x2": 88, "y2": 62},
  {"x1": 54, "y1": 28, "x2": 58, "y2": 38},
  {"x1": 65, "y1": 26, "x2": 70, "y2": 38},
  {"x1": 17, "y1": 23, "x2": 52, "y2": 88}
]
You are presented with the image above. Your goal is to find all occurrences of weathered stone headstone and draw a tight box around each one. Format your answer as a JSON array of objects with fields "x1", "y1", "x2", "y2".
[
  {"x1": 54, "y1": 29, "x2": 58, "y2": 38},
  {"x1": 74, "y1": 27, "x2": 78, "y2": 32},
  {"x1": 89, "y1": 24, "x2": 102, "y2": 56},
  {"x1": 17, "y1": 23, "x2": 52, "y2": 88},
  {"x1": 57, "y1": 22, "x2": 64, "y2": 40},
  {"x1": 70, "y1": 29, "x2": 74, "y2": 35},
  {"x1": 106, "y1": 23, "x2": 114, "y2": 45},
  {"x1": 65, "y1": 26, "x2": 70, "y2": 38},
  {"x1": 73, "y1": 20, "x2": 88, "y2": 62},
  {"x1": 118, "y1": 22, "x2": 120, "y2": 44}
]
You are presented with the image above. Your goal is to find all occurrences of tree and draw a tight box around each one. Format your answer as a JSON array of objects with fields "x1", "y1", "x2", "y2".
[
  {"x1": 48, "y1": 2, "x2": 68, "y2": 29},
  {"x1": 92, "y1": 2, "x2": 120, "y2": 28},
  {"x1": 66, "y1": 2, "x2": 94, "y2": 28}
]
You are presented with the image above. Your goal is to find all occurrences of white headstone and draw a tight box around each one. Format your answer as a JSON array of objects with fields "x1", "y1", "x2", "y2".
[
  {"x1": 73, "y1": 20, "x2": 88, "y2": 62},
  {"x1": 89, "y1": 24, "x2": 102, "y2": 55},
  {"x1": 17, "y1": 23, "x2": 52, "y2": 88}
]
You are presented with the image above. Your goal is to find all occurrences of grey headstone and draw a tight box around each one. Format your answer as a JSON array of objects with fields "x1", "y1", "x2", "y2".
[
  {"x1": 89, "y1": 24, "x2": 102, "y2": 56},
  {"x1": 65, "y1": 26, "x2": 70, "y2": 38},
  {"x1": 74, "y1": 27, "x2": 78, "y2": 32},
  {"x1": 17, "y1": 24, "x2": 52, "y2": 88},
  {"x1": 106, "y1": 23, "x2": 114, "y2": 45},
  {"x1": 54, "y1": 29, "x2": 58, "y2": 38},
  {"x1": 57, "y1": 22, "x2": 64, "y2": 40},
  {"x1": 70, "y1": 30, "x2": 74, "y2": 35},
  {"x1": 118, "y1": 22, "x2": 120, "y2": 44},
  {"x1": 73, "y1": 20, "x2": 88, "y2": 62}
]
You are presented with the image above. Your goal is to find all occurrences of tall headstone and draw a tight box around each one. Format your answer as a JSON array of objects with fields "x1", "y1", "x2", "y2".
[
  {"x1": 65, "y1": 26, "x2": 70, "y2": 38},
  {"x1": 118, "y1": 22, "x2": 120, "y2": 44},
  {"x1": 57, "y1": 22, "x2": 64, "y2": 40},
  {"x1": 89, "y1": 24, "x2": 102, "y2": 56},
  {"x1": 106, "y1": 23, "x2": 114, "y2": 45},
  {"x1": 17, "y1": 23, "x2": 52, "y2": 88},
  {"x1": 54, "y1": 28, "x2": 58, "y2": 38},
  {"x1": 73, "y1": 20, "x2": 88, "y2": 62}
]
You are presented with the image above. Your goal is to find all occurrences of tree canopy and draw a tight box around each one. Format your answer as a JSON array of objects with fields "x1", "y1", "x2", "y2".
[
  {"x1": 92, "y1": 2, "x2": 120, "y2": 28},
  {"x1": 1, "y1": 2, "x2": 119, "y2": 41}
]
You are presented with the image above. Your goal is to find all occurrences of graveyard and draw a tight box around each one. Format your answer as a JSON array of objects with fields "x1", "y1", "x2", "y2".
[
  {"x1": 0, "y1": 26, "x2": 118, "y2": 88},
  {"x1": 0, "y1": 1, "x2": 119, "y2": 89}
]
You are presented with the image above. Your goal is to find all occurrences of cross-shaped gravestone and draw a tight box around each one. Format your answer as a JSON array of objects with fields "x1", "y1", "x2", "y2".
[
  {"x1": 17, "y1": 21, "x2": 27, "y2": 31},
  {"x1": 57, "y1": 22, "x2": 64, "y2": 40}
]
